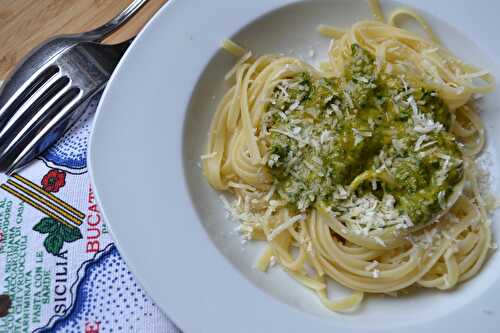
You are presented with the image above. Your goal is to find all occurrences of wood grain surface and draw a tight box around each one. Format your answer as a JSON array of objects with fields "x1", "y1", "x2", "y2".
[{"x1": 0, "y1": 0, "x2": 167, "y2": 80}]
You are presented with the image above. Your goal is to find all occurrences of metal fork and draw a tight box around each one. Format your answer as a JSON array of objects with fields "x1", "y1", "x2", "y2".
[{"x1": 0, "y1": 0, "x2": 149, "y2": 174}]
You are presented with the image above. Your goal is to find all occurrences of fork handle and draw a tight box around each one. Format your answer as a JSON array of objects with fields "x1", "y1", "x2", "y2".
[{"x1": 77, "y1": 0, "x2": 150, "y2": 42}]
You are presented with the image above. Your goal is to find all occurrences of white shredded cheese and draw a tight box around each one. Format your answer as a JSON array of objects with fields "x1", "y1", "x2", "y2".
[
  {"x1": 365, "y1": 260, "x2": 379, "y2": 271},
  {"x1": 268, "y1": 214, "x2": 305, "y2": 240},
  {"x1": 414, "y1": 134, "x2": 428, "y2": 151},
  {"x1": 320, "y1": 130, "x2": 331, "y2": 144},
  {"x1": 392, "y1": 138, "x2": 406, "y2": 153},
  {"x1": 201, "y1": 152, "x2": 217, "y2": 160},
  {"x1": 438, "y1": 191, "x2": 446, "y2": 209},
  {"x1": 373, "y1": 236, "x2": 386, "y2": 247},
  {"x1": 269, "y1": 256, "x2": 277, "y2": 267}
]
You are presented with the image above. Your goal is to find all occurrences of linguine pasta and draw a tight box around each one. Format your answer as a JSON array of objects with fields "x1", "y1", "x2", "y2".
[{"x1": 202, "y1": 1, "x2": 496, "y2": 312}]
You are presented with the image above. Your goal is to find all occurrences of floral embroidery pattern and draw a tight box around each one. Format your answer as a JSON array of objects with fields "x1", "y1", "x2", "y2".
[{"x1": 41, "y1": 169, "x2": 66, "y2": 192}]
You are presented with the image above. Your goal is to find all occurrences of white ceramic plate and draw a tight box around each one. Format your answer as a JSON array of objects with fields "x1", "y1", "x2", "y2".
[{"x1": 89, "y1": 1, "x2": 500, "y2": 332}]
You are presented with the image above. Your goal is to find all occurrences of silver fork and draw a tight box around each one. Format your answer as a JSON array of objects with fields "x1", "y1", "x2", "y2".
[{"x1": 0, "y1": 0, "x2": 149, "y2": 174}]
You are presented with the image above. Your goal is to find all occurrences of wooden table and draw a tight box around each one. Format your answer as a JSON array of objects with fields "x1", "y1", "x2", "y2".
[{"x1": 0, "y1": 0, "x2": 167, "y2": 80}]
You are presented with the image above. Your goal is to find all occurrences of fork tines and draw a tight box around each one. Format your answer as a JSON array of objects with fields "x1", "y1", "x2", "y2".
[{"x1": 0, "y1": 64, "x2": 81, "y2": 173}]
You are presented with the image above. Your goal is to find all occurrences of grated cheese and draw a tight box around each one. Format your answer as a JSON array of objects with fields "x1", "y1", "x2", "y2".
[
  {"x1": 201, "y1": 152, "x2": 218, "y2": 160},
  {"x1": 269, "y1": 256, "x2": 278, "y2": 267},
  {"x1": 365, "y1": 260, "x2": 379, "y2": 271},
  {"x1": 438, "y1": 191, "x2": 446, "y2": 209},
  {"x1": 320, "y1": 130, "x2": 331, "y2": 144},
  {"x1": 410, "y1": 97, "x2": 444, "y2": 134},
  {"x1": 268, "y1": 214, "x2": 305, "y2": 240},
  {"x1": 392, "y1": 138, "x2": 406, "y2": 153},
  {"x1": 414, "y1": 134, "x2": 428, "y2": 151},
  {"x1": 373, "y1": 236, "x2": 386, "y2": 247}
]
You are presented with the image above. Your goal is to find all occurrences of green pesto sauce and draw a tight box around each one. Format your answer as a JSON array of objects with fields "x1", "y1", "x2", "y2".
[{"x1": 263, "y1": 45, "x2": 463, "y2": 226}]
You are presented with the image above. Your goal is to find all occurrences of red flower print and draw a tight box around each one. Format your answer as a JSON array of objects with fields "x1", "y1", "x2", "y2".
[{"x1": 41, "y1": 169, "x2": 66, "y2": 193}]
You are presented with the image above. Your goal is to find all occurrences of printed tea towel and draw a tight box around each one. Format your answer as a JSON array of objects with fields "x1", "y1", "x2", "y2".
[{"x1": 0, "y1": 91, "x2": 181, "y2": 333}]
